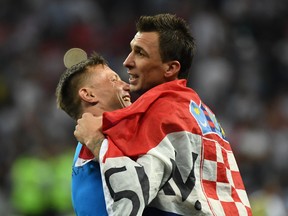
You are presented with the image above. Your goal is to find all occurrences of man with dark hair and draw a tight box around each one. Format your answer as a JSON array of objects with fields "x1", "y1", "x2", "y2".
[
  {"x1": 75, "y1": 14, "x2": 252, "y2": 215},
  {"x1": 56, "y1": 51, "x2": 130, "y2": 216}
]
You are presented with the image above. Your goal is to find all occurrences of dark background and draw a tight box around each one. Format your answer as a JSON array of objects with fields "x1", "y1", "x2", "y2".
[{"x1": 1, "y1": 0, "x2": 288, "y2": 215}]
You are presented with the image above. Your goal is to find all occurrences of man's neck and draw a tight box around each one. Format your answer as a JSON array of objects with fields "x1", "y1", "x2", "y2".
[{"x1": 82, "y1": 107, "x2": 104, "y2": 117}]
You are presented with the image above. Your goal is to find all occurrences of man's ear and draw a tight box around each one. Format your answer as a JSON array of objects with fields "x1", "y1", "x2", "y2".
[
  {"x1": 79, "y1": 87, "x2": 98, "y2": 104},
  {"x1": 164, "y1": 60, "x2": 180, "y2": 79}
]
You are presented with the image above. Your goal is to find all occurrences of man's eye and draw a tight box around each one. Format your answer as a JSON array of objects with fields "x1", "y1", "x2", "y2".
[
  {"x1": 111, "y1": 76, "x2": 118, "y2": 82},
  {"x1": 135, "y1": 50, "x2": 144, "y2": 56}
]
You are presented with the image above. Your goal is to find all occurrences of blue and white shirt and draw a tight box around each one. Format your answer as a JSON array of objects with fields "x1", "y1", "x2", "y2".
[{"x1": 71, "y1": 143, "x2": 107, "y2": 216}]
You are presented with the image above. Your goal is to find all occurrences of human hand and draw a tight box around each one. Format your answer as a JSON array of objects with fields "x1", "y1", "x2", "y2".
[{"x1": 74, "y1": 113, "x2": 105, "y2": 160}]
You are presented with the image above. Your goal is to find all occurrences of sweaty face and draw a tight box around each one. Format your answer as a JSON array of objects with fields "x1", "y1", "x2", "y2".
[
  {"x1": 123, "y1": 32, "x2": 167, "y2": 94},
  {"x1": 88, "y1": 65, "x2": 131, "y2": 111}
]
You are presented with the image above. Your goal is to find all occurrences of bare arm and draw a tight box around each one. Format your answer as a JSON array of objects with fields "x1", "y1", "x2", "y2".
[{"x1": 74, "y1": 113, "x2": 105, "y2": 161}]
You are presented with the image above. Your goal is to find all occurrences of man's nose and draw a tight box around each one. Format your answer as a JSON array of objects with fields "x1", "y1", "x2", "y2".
[{"x1": 123, "y1": 52, "x2": 134, "y2": 68}]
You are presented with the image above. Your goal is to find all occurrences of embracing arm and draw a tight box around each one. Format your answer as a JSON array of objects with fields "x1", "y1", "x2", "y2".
[
  {"x1": 99, "y1": 97, "x2": 185, "y2": 215},
  {"x1": 99, "y1": 133, "x2": 176, "y2": 216},
  {"x1": 74, "y1": 113, "x2": 105, "y2": 161}
]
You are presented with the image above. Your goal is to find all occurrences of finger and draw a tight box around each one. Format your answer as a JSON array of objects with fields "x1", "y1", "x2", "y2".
[
  {"x1": 76, "y1": 117, "x2": 82, "y2": 124},
  {"x1": 82, "y1": 112, "x2": 93, "y2": 118},
  {"x1": 73, "y1": 129, "x2": 78, "y2": 138},
  {"x1": 74, "y1": 124, "x2": 80, "y2": 135}
]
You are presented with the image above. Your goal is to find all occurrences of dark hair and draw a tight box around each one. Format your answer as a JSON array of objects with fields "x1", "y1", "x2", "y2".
[
  {"x1": 136, "y1": 13, "x2": 196, "y2": 79},
  {"x1": 56, "y1": 52, "x2": 108, "y2": 120}
]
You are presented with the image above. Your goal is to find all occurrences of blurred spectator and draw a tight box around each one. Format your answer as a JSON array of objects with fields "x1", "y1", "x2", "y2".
[
  {"x1": 1, "y1": 0, "x2": 288, "y2": 214},
  {"x1": 250, "y1": 179, "x2": 287, "y2": 216},
  {"x1": 10, "y1": 152, "x2": 73, "y2": 216}
]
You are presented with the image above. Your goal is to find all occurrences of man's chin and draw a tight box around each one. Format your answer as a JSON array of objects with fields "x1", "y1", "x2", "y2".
[{"x1": 124, "y1": 101, "x2": 132, "y2": 107}]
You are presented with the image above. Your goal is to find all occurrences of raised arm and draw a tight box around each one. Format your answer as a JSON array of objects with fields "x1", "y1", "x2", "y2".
[{"x1": 74, "y1": 113, "x2": 105, "y2": 161}]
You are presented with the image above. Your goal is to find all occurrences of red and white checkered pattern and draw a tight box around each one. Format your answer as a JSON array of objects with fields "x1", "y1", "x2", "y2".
[{"x1": 201, "y1": 137, "x2": 252, "y2": 215}]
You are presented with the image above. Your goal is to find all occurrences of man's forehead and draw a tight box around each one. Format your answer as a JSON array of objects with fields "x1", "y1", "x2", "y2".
[
  {"x1": 135, "y1": 32, "x2": 141, "y2": 37},
  {"x1": 132, "y1": 32, "x2": 159, "y2": 46},
  {"x1": 91, "y1": 64, "x2": 109, "y2": 72},
  {"x1": 93, "y1": 65, "x2": 118, "y2": 77},
  {"x1": 89, "y1": 65, "x2": 108, "y2": 77}
]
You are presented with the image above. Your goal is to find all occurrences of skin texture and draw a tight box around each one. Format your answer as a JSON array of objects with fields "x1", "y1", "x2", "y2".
[
  {"x1": 74, "y1": 64, "x2": 131, "y2": 159},
  {"x1": 124, "y1": 32, "x2": 180, "y2": 95},
  {"x1": 79, "y1": 64, "x2": 131, "y2": 113},
  {"x1": 74, "y1": 113, "x2": 104, "y2": 159}
]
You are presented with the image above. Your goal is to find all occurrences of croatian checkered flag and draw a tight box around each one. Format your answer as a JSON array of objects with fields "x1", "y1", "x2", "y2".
[{"x1": 99, "y1": 80, "x2": 252, "y2": 216}]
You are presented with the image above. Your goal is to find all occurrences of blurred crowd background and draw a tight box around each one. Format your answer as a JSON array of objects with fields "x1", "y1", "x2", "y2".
[{"x1": 0, "y1": 0, "x2": 288, "y2": 215}]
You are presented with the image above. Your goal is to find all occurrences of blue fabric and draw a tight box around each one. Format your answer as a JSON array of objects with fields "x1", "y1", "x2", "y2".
[{"x1": 71, "y1": 143, "x2": 107, "y2": 216}]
